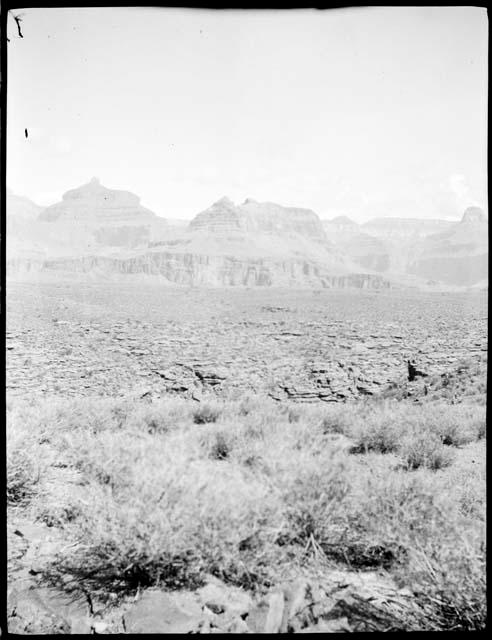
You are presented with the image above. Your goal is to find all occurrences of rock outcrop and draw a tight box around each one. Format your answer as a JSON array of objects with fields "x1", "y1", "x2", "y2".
[
  {"x1": 190, "y1": 197, "x2": 327, "y2": 241},
  {"x1": 10, "y1": 251, "x2": 390, "y2": 288}
]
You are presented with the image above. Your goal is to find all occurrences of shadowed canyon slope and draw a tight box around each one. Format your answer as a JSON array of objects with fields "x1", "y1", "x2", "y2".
[
  {"x1": 6, "y1": 181, "x2": 488, "y2": 289},
  {"x1": 323, "y1": 209, "x2": 488, "y2": 288}
]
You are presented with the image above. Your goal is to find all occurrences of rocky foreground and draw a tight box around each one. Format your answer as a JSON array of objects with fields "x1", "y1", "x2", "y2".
[
  {"x1": 6, "y1": 284, "x2": 487, "y2": 402},
  {"x1": 8, "y1": 532, "x2": 426, "y2": 633}
]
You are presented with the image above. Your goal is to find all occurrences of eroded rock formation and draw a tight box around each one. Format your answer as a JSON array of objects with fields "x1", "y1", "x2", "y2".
[
  {"x1": 39, "y1": 177, "x2": 158, "y2": 225},
  {"x1": 190, "y1": 197, "x2": 327, "y2": 241},
  {"x1": 20, "y1": 252, "x2": 390, "y2": 288}
]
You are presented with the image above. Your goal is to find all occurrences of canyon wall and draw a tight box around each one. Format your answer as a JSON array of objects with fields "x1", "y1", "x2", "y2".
[{"x1": 7, "y1": 251, "x2": 391, "y2": 289}]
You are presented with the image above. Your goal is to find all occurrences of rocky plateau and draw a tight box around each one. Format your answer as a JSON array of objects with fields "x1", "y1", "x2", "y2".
[{"x1": 6, "y1": 283, "x2": 487, "y2": 404}]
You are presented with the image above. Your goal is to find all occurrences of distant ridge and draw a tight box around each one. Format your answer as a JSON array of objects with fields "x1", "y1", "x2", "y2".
[
  {"x1": 6, "y1": 182, "x2": 488, "y2": 289},
  {"x1": 6, "y1": 189, "x2": 43, "y2": 220},
  {"x1": 329, "y1": 215, "x2": 358, "y2": 225}
]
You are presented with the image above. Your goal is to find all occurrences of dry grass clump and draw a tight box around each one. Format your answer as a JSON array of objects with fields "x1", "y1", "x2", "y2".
[
  {"x1": 439, "y1": 441, "x2": 486, "y2": 521},
  {"x1": 236, "y1": 393, "x2": 278, "y2": 417},
  {"x1": 124, "y1": 397, "x2": 193, "y2": 433},
  {"x1": 422, "y1": 403, "x2": 485, "y2": 446},
  {"x1": 319, "y1": 404, "x2": 356, "y2": 435},
  {"x1": 399, "y1": 430, "x2": 454, "y2": 470},
  {"x1": 192, "y1": 401, "x2": 222, "y2": 424},
  {"x1": 406, "y1": 529, "x2": 486, "y2": 630},
  {"x1": 6, "y1": 408, "x2": 51, "y2": 506},
  {"x1": 344, "y1": 401, "x2": 403, "y2": 454},
  {"x1": 279, "y1": 452, "x2": 351, "y2": 546},
  {"x1": 199, "y1": 426, "x2": 235, "y2": 461},
  {"x1": 360, "y1": 472, "x2": 485, "y2": 630},
  {"x1": 7, "y1": 436, "x2": 41, "y2": 506},
  {"x1": 47, "y1": 453, "x2": 284, "y2": 592}
]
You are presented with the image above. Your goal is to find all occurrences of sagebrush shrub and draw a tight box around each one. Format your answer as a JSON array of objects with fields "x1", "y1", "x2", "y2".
[
  {"x1": 399, "y1": 430, "x2": 454, "y2": 471},
  {"x1": 192, "y1": 402, "x2": 222, "y2": 424}
]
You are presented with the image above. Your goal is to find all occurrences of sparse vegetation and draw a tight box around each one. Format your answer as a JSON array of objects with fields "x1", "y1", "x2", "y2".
[
  {"x1": 192, "y1": 402, "x2": 222, "y2": 424},
  {"x1": 399, "y1": 430, "x2": 454, "y2": 470},
  {"x1": 7, "y1": 393, "x2": 486, "y2": 630}
]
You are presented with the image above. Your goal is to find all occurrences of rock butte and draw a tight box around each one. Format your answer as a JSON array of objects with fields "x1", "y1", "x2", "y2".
[
  {"x1": 38, "y1": 177, "x2": 159, "y2": 225},
  {"x1": 189, "y1": 196, "x2": 327, "y2": 240}
]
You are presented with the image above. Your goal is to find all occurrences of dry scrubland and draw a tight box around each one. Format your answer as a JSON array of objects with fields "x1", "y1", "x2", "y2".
[
  {"x1": 8, "y1": 392, "x2": 486, "y2": 631},
  {"x1": 6, "y1": 285, "x2": 487, "y2": 632}
]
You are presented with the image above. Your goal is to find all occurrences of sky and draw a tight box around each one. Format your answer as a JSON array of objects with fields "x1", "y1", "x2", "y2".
[{"x1": 6, "y1": 6, "x2": 488, "y2": 222}]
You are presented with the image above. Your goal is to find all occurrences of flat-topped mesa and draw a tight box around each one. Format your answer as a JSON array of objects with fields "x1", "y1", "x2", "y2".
[
  {"x1": 189, "y1": 197, "x2": 327, "y2": 240},
  {"x1": 39, "y1": 178, "x2": 158, "y2": 225},
  {"x1": 461, "y1": 206, "x2": 487, "y2": 224},
  {"x1": 239, "y1": 200, "x2": 326, "y2": 239}
]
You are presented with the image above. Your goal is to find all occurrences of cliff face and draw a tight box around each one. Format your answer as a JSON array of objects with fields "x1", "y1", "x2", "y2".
[
  {"x1": 189, "y1": 197, "x2": 327, "y2": 241},
  {"x1": 7, "y1": 187, "x2": 387, "y2": 288},
  {"x1": 239, "y1": 199, "x2": 327, "y2": 240},
  {"x1": 407, "y1": 208, "x2": 488, "y2": 286},
  {"x1": 8, "y1": 251, "x2": 391, "y2": 289},
  {"x1": 323, "y1": 219, "x2": 390, "y2": 273},
  {"x1": 93, "y1": 225, "x2": 151, "y2": 248}
]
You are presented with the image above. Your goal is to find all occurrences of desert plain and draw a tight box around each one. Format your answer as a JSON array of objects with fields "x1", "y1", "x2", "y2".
[{"x1": 6, "y1": 281, "x2": 487, "y2": 633}]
